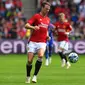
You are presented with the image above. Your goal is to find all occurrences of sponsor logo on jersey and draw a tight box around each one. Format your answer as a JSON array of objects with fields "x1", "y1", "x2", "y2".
[{"x1": 38, "y1": 22, "x2": 48, "y2": 28}]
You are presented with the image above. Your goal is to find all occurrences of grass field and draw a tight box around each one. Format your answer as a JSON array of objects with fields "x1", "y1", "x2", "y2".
[{"x1": 0, "y1": 54, "x2": 85, "y2": 85}]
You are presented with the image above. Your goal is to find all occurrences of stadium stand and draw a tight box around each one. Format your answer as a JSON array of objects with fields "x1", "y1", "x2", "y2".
[{"x1": 0, "y1": 0, "x2": 85, "y2": 40}]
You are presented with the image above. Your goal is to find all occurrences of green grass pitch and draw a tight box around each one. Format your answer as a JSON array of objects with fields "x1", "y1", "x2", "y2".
[{"x1": 0, "y1": 54, "x2": 85, "y2": 85}]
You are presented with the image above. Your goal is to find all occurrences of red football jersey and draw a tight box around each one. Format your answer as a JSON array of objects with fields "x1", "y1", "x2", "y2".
[
  {"x1": 27, "y1": 13, "x2": 50, "y2": 42},
  {"x1": 54, "y1": 21, "x2": 72, "y2": 41}
]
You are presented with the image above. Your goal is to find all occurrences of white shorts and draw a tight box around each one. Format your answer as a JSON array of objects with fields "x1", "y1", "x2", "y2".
[
  {"x1": 58, "y1": 41, "x2": 69, "y2": 51},
  {"x1": 27, "y1": 41, "x2": 46, "y2": 53}
]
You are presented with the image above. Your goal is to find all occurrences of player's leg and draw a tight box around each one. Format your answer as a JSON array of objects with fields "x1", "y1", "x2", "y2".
[
  {"x1": 26, "y1": 52, "x2": 34, "y2": 83},
  {"x1": 62, "y1": 52, "x2": 71, "y2": 69},
  {"x1": 62, "y1": 41, "x2": 71, "y2": 69},
  {"x1": 49, "y1": 44, "x2": 53, "y2": 64},
  {"x1": 58, "y1": 41, "x2": 65, "y2": 62},
  {"x1": 59, "y1": 41, "x2": 71, "y2": 68},
  {"x1": 32, "y1": 43, "x2": 46, "y2": 83},
  {"x1": 45, "y1": 46, "x2": 49, "y2": 66},
  {"x1": 32, "y1": 48, "x2": 44, "y2": 83},
  {"x1": 58, "y1": 41, "x2": 68, "y2": 67},
  {"x1": 26, "y1": 42, "x2": 35, "y2": 83},
  {"x1": 58, "y1": 48, "x2": 66, "y2": 67}
]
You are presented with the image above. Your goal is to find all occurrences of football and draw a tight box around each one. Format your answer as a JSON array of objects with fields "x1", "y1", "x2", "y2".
[{"x1": 68, "y1": 52, "x2": 79, "y2": 63}]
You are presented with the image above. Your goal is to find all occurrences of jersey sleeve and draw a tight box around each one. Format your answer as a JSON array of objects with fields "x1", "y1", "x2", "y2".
[
  {"x1": 53, "y1": 22, "x2": 59, "y2": 30},
  {"x1": 27, "y1": 14, "x2": 37, "y2": 25},
  {"x1": 66, "y1": 23, "x2": 72, "y2": 32}
]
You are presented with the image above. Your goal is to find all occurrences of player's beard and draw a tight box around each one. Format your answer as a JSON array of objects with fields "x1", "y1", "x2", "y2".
[
  {"x1": 43, "y1": 12, "x2": 48, "y2": 16},
  {"x1": 41, "y1": 10, "x2": 48, "y2": 16}
]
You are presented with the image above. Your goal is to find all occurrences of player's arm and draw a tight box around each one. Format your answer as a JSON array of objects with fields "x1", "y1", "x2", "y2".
[
  {"x1": 52, "y1": 25, "x2": 58, "y2": 37},
  {"x1": 46, "y1": 31, "x2": 50, "y2": 41},
  {"x1": 46, "y1": 23, "x2": 56, "y2": 41},
  {"x1": 65, "y1": 31, "x2": 70, "y2": 35},
  {"x1": 25, "y1": 14, "x2": 39, "y2": 30},
  {"x1": 50, "y1": 24, "x2": 56, "y2": 32},
  {"x1": 25, "y1": 23, "x2": 39, "y2": 30},
  {"x1": 49, "y1": 24, "x2": 58, "y2": 37},
  {"x1": 65, "y1": 24, "x2": 73, "y2": 35}
]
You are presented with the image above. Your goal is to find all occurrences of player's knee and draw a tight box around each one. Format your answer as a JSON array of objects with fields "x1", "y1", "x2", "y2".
[
  {"x1": 37, "y1": 57, "x2": 43, "y2": 62},
  {"x1": 58, "y1": 49, "x2": 62, "y2": 53},
  {"x1": 27, "y1": 60, "x2": 32, "y2": 65},
  {"x1": 38, "y1": 53, "x2": 44, "y2": 57}
]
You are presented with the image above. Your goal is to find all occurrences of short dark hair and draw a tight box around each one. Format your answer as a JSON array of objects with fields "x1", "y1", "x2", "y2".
[{"x1": 41, "y1": 2, "x2": 51, "y2": 8}]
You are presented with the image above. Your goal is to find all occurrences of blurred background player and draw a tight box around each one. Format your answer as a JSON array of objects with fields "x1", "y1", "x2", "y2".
[
  {"x1": 25, "y1": 29, "x2": 31, "y2": 39},
  {"x1": 54, "y1": 13, "x2": 72, "y2": 69},
  {"x1": 45, "y1": 23, "x2": 54, "y2": 66},
  {"x1": 25, "y1": 2, "x2": 51, "y2": 83}
]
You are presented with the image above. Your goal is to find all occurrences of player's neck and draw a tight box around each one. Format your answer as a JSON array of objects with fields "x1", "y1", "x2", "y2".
[
  {"x1": 40, "y1": 12, "x2": 47, "y2": 17},
  {"x1": 60, "y1": 21, "x2": 64, "y2": 23},
  {"x1": 60, "y1": 20, "x2": 66, "y2": 23}
]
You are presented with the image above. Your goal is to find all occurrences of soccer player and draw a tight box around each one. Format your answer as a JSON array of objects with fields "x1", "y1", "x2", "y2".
[
  {"x1": 54, "y1": 13, "x2": 72, "y2": 69},
  {"x1": 25, "y1": 2, "x2": 51, "y2": 83},
  {"x1": 45, "y1": 23, "x2": 54, "y2": 66}
]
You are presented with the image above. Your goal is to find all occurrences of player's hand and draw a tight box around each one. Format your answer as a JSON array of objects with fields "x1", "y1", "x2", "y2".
[
  {"x1": 65, "y1": 32, "x2": 69, "y2": 35},
  {"x1": 34, "y1": 26, "x2": 40, "y2": 30},
  {"x1": 47, "y1": 36, "x2": 51, "y2": 41},
  {"x1": 53, "y1": 30, "x2": 58, "y2": 36}
]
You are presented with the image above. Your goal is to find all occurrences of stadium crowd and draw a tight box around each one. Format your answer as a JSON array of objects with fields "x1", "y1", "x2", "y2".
[
  {"x1": 0, "y1": 0, "x2": 85, "y2": 40},
  {"x1": 0, "y1": 0, "x2": 26, "y2": 39}
]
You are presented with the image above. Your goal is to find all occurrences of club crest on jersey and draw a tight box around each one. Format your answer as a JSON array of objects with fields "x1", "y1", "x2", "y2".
[
  {"x1": 40, "y1": 19, "x2": 42, "y2": 21},
  {"x1": 63, "y1": 25, "x2": 66, "y2": 29}
]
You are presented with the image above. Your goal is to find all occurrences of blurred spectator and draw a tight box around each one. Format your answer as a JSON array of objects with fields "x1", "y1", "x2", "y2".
[
  {"x1": 16, "y1": 18, "x2": 26, "y2": 39},
  {"x1": 73, "y1": 0, "x2": 81, "y2": 4},
  {"x1": 0, "y1": 3, "x2": 6, "y2": 17},
  {"x1": 5, "y1": 0, "x2": 14, "y2": 10},
  {"x1": 78, "y1": 0, "x2": 85, "y2": 21},
  {"x1": 17, "y1": 27, "x2": 26, "y2": 39},
  {"x1": 0, "y1": 0, "x2": 85, "y2": 40},
  {"x1": 13, "y1": 0, "x2": 22, "y2": 11},
  {"x1": 8, "y1": 23, "x2": 17, "y2": 39},
  {"x1": 0, "y1": 0, "x2": 26, "y2": 39}
]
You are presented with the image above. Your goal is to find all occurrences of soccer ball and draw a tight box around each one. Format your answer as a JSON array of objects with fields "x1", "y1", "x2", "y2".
[{"x1": 68, "y1": 52, "x2": 79, "y2": 63}]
